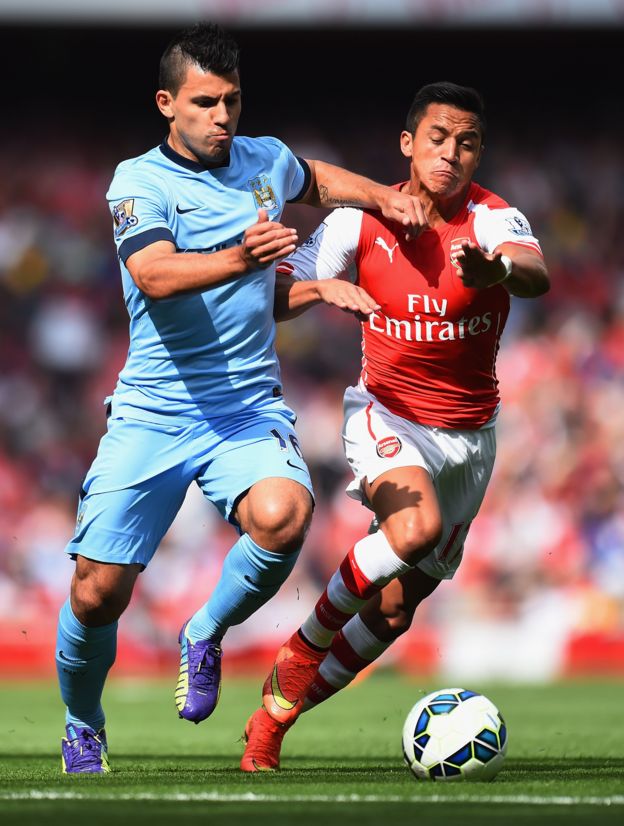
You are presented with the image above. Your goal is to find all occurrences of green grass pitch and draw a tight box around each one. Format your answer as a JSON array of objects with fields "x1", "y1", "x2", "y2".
[{"x1": 0, "y1": 673, "x2": 623, "y2": 825}]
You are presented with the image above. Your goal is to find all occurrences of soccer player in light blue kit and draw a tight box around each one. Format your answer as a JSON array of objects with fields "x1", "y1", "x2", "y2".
[{"x1": 55, "y1": 22, "x2": 425, "y2": 773}]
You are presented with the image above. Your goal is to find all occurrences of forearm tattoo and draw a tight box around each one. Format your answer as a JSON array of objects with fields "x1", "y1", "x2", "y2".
[{"x1": 318, "y1": 184, "x2": 363, "y2": 208}]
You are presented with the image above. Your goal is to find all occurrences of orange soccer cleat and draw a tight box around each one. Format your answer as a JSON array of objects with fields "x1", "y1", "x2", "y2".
[
  {"x1": 240, "y1": 707, "x2": 289, "y2": 772},
  {"x1": 261, "y1": 630, "x2": 328, "y2": 725}
]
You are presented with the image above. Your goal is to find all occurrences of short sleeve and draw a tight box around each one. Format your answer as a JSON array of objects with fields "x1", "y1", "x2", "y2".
[
  {"x1": 286, "y1": 156, "x2": 312, "y2": 203},
  {"x1": 106, "y1": 166, "x2": 175, "y2": 263},
  {"x1": 473, "y1": 204, "x2": 542, "y2": 255},
  {"x1": 277, "y1": 207, "x2": 362, "y2": 281}
]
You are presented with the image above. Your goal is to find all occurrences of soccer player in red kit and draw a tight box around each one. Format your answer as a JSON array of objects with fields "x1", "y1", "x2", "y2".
[{"x1": 241, "y1": 82, "x2": 549, "y2": 772}]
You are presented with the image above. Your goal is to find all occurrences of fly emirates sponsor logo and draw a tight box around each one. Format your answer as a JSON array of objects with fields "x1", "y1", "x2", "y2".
[{"x1": 368, "y1": 294, "x2": 493, "y2": 342}]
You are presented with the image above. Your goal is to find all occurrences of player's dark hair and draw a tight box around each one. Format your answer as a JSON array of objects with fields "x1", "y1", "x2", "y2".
[
  {"x1": 159, "y1": 22, "x2": 240, "y2": 95},
  {"x1": 405, "y1": 82, "x2": 486, "y2": 140}
]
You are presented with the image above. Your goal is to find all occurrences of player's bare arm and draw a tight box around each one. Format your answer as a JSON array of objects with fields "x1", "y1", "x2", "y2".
[
  {"x1": 126, "y1": 209, "x2": 297, "y2": 299},
  {"x1": 456, "y1": 241, "x2": 549, "y2": 297},
  {"x1": 274, "y1": 274, "x2": 380, "y2": 322},
  {"x1": 300, "y1": 159, "x2": 429, "y2": 240}
]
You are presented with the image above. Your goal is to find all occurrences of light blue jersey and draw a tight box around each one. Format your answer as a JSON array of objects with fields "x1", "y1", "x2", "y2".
[
  {"x1": 65, "y1": 134, "x2": 314, "y2": 565},
  {"x1": 106, "y1": 136, "x2": 310, "y2": 422}
]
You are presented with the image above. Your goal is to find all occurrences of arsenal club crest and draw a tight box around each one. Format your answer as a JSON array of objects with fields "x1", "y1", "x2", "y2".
[
  {"x1": 376, "y1": 436, "x2": 402, "y2": 458},
  {"x1": 450, "y1": 237, "x2": 470, "y2": 269}
]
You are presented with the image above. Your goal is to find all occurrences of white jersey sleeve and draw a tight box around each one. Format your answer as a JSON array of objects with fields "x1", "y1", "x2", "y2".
[
  {"x1": 471, "y1": 203, "x2": 542, "y2": 255},
  {"x1": 278, "y1": 207, "x2": 363, "y2": 281}
]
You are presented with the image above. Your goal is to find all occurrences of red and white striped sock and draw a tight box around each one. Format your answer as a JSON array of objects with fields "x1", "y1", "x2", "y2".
[
  {"x1": 300, "y1": 531, "x2": 411, "y2": 649},
  {"x1": 302, "y1": 614, "x2": 391, "y2": 711}
]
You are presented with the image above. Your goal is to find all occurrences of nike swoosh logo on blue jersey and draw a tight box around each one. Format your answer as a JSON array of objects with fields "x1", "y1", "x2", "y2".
[
  {"x1": 176, "y1": 205, "x2": 201, "y2": 214},
  {"x1": 286, "y1": 459, "x2": 305, "y2": 471}
]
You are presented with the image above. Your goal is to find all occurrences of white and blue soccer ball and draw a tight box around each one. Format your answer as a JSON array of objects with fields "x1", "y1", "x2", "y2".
[{"x1": 402, "y1": 688, "x2": 507, "y2": 781}]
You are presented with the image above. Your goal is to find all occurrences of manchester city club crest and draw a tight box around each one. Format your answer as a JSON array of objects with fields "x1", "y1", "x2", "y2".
[
  {"x1": 112, "y1": 198, "x2": 139, "y2": 238},
  {"x1": 75, "y1": 503, "x2": 86, "y2": 533},
  {"x1": 248, "y1": 175, "x2": 280, "y2": 212}
]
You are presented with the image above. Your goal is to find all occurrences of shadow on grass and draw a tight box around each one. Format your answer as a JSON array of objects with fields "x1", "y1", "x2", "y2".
[
  {"x1": 3, "y1": 754, "x2": 624, "y2": 781},
  {"x1": 4, "y1": 754, "x2": 624, "y2": 768}
]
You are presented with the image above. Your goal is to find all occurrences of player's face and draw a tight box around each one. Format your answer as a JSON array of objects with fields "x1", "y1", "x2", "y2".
[
  {"x1": 157, "y1": 66, "x2": 242, "y2": 165},
  {"x1": 401, "y1": 103, "x2": 483, "y2": 200}
]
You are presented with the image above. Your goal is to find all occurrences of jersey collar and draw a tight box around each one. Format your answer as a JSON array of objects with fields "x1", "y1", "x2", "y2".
[{"x1": 159, "y1": 138, "x2": 231, "y2": 173}]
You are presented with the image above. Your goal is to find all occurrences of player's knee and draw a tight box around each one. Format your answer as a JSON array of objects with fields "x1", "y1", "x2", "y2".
[
  {"x1": 384, "y1": 515, "x2": 443, "y2": 565},
  {"x1": 248, "y1": 492, "x2": 312, "y2": 554},
  {"x1": 71, "y1": 586, "x2": 126, "y2": 625},
  {"x1": 71, "y1": 565, "x2": 134, "y2": 625}
]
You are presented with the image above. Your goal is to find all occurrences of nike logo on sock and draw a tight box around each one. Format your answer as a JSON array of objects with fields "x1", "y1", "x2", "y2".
[{"x1": 58, "y1": 650, "x2": 84, "y2": 664}]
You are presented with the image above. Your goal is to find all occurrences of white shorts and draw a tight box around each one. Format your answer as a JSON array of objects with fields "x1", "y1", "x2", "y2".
[{"x1": 342, "y1": 384, "x2": 496, "y2": 580}]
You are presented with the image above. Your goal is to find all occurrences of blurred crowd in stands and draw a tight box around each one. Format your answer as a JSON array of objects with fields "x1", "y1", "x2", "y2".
[{"x1": 1, "y1": 118, "x2": 622, "y2": 680}]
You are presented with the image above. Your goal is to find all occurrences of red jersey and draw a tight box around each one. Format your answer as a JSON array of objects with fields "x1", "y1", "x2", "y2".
[{"x1": 279, "y1": 181, "x2": 542, "y2": 429}]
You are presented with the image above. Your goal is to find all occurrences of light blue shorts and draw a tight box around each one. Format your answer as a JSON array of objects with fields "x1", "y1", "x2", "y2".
[{"x1": 65, "y1": 405, "x2": 314, "y2": 567}]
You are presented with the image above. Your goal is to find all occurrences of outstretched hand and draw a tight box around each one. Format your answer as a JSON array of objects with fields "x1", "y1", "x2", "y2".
[
  {"x1": 239, "y1": 209, "x2": 298, "y2": 270},
  {"x1": 455, "y1": 241, "x2": 509, "y2": 289},
  {"x1": 317, "y1": 279, "x2": 380, "y2": 321},
  {"x1": 378, "y1": 189, "x2": 429, "y2": 240}
]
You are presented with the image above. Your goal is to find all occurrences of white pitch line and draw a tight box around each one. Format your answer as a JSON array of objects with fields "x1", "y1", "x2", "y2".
[{"x1": 0, "y1": 791, "x2": 623, "y2": 806}]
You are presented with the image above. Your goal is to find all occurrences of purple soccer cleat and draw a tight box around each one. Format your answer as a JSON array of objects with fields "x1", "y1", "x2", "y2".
[
  {"x1": 61, "y1": 724, "x2": 110, "y2": 774},
  {"x1": 175, "y1": 620, "x2": 223, "y2": 723}
]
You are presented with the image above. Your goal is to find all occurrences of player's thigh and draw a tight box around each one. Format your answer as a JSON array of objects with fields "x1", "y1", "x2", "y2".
[
  {"x1": 67, "y1": 417, "x2": 193, "y2": 568},
  {"x1": 416, "y1": 427, "x2": 496, "y2": 581},
  {"x1": 197, "y1": 408, "x2": 314, "y2": 534},
  {"x1": 365, "y1": 466, "x2": 443, "y2": 562},
  {"x1": 342, "y1": 385, "x2": 446, "y2": 505}
]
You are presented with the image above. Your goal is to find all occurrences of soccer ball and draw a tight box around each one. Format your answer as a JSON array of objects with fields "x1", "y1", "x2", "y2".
[{"x1": 402, "y1": 688, "x2": 507, "y2": 781}]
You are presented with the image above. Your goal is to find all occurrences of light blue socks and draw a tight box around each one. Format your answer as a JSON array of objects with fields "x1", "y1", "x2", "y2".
[
  {"x1": 186, "y1": 533, "x2": 300, "y2": 643},
  {"x1": 55, "y1": 598, "x2": 117, "y2": 731}
]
